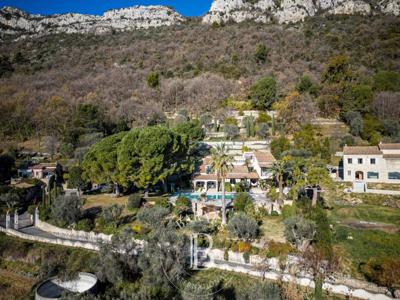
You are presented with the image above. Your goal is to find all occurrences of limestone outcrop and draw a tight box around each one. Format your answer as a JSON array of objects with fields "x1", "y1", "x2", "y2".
[
  {"x1": 202, "y1": 0, "x2": 400, "y2": 24},
  {"x1": 0, "y1": 5, "x2": 184, "y2": 36}
]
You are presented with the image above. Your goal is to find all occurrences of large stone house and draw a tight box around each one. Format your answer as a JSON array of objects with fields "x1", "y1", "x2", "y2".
[
  {"x1": 193, "y1": 150, "x2": 276, "y2": 191},
  {"x1": 342, "y1": 143, "x2": 400, "y2": 184}
]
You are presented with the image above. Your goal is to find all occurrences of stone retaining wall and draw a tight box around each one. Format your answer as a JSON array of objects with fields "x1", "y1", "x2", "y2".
[
  {"x1": 1, "y1": 227, "x2": 100, "y2": 251},
  {"x1": 206, "y1": 249, "x2": 394, "y2": 299},
  {"x1": 205, "y1": 261, "x2": 394, "y2": 300},
  {"x1": 36, "y1": 219, "x2": 112, "y2": 244},
  {"x1": 0, "y1": 217, "x2": 395, "y2": 299}
]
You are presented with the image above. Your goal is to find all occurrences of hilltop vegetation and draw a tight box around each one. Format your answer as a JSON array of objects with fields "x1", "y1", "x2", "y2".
[{"x1": 0, "y1": 15, "x2": 399, "y2": 149}]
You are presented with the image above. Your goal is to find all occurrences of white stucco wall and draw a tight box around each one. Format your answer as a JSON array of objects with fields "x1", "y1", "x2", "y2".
[{"x1": 343, "y1": 154, "x2": 400, "y2": 184}]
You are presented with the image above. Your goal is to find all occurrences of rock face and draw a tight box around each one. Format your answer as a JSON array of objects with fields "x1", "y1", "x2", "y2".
[
  {"x1": 202, "y1": 0, "x2": 400, "y2": 24},
  {"x1": 0, "y1": 5, "x2": 184, "y2": 36}
]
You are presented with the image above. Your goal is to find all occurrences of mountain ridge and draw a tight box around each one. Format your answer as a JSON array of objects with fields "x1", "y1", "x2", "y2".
[
  {"x1": 0, "y1": 0, "x2": 399, "y2": 38},
  {"x1": 0, "y1": 5, "x2": 184, "y2": 36}
]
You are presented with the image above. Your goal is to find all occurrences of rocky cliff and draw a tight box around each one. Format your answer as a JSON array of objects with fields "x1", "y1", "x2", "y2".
[
  {"x1": 0, "y1": 5, "x2": 184, "y2": 36},
  {"x1": 202, "y1": 0, "x2": 400, "y2": 24},
  {"x1": 1, "y1": 1, "x2": 399, "y2": 38}
]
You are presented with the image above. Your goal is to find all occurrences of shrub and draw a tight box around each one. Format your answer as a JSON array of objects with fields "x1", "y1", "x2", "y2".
[
  {"x1": 224, "y1": 124, "x2": 239, "y2": 140},
  {"x1": 188, "y1": 220, "x2": 212, "y2": 233},
  {"x1": 281, "y1": 204, "x2": 296, "y2": 219},
  {"x1": 225, "y1": 182, "x2": 232, "y2": 192},
  {"x1": 132, "y1": 224, "x2": 151, "y2": 235},
  {"x1": 153, "y1": 197, "x2": 172, "y2": 209},
  {"x1": 101, "y1": 204, "x2": 124, "y2": 225},
  {"x1": 266, "y1": 241, "x2": 294, "y2": 258},
  {"x1": 224, "y1": 248, "x2": 229, "y2": 261},
  {"x1": 243, "y1": 251, "x2": 250, "y2": 263},
  {"x1": 51, "y1": 194, "x2": 82, "y2": 227},
  {"x1": 137, "y1": 206, "x2": 170, "y2": 228},
  {"x1": 360, "y1": 257, "x2": 400, "y2": 294},
  {"x1": 146, "y1": 72, "x2": 160, "y2": 88},
  {"x1": 296, "y1": 75, "x2": 319, "y2": 96},
  {"x1": 256, "y1": 112, "x2": 271, "y2": 124},
  {"x1": 238, "y1": 281, "x2": 282, "y2": 300},
  {"x1": 228, "y1": 213, "x2": 259, "y2": 241},
  {"x1": 242, "y1": 145, "x2": 250, "y2": 152},
  {"x1": 238, "y1": 241, "x2": 252, "y2": 253},
  {"x1": 257, "y1": 122, "x2": 269, "y2": 138},
  {"x1": 174, "y1": 196, "x2": 191, "y2": 216},
  {"x1": 254, "y1": 43, "x2": 269, "y2": 63},
  {"x1": 271, "y1": 136, "x2": 290, "y2": 159},
  {"x1": 233, "y1": 192, "x2": 253, "y2": 212},
  {"x1": 128, "y1": 193, "x2": 142, "y2": 210},
  {"x1": 234, "y1": 181, "x2": 250, "y2": 192},
  {"x1": 373, "y1": 70, "x2": 400, "y2": 92},
  {"x1": 76, "y1": 219, "x2": 94, "y2": 231},
  {"x1": 249, "y1": 76, "x2": 277, "y2": 110}
]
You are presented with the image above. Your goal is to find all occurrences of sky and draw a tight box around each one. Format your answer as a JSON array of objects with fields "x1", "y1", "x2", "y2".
[{"x1": 0, "y1": 0, "x2": 213, "y2": 17}]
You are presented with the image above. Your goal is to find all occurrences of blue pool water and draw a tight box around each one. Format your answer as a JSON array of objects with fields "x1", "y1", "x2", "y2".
[{"x1": 173, "y1": 192, "x2": 235, "y2": 202}]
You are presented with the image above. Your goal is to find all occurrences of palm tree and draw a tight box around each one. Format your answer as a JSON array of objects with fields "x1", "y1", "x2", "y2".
[
  {"x1": 271, "y1": 160, "x2": 289, "y2": 207},
  {"x1": 211, "y1": 143, "x2": 234, "y2": 225}
]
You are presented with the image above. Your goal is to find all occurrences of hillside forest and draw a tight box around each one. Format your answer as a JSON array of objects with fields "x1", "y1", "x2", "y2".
[{"x1": 0, "y1": 15, "x2": 399, "y2": 156}]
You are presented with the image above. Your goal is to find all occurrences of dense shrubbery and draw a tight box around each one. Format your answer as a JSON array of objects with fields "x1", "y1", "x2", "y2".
[{"x1": 127, "y1": 193, "x2": 143, "y2": 210}]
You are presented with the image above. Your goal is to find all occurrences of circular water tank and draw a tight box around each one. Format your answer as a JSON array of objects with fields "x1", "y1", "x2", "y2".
[{"x1": 36, "y1": 272, "x2": 98, "y2": 300}]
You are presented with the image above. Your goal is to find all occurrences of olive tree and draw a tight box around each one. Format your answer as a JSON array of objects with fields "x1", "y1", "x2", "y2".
[
  {"x1": 137, "y1": 206, "x2": 170, "y2": 229},
  {"x1": 101, "y1": 204, "x2": 124, "y2": 225},
  {"x1": 237, "y1": 281, "x2": 282, "y2": 300},
  {"x1": 51, "y1": 194, "x2": 82, "y2": 226},
  {"x1": 284, "y1": 216, "x2": 316, "y2": 252},
  {"x1": 95, "y1": 229, "x2": 139, "y2": 284},
  {"x1": 224, "y1": 124, "x2": 239, "y2": 140},
  {"x1": 228, "y1": 213, "x2": 259, "y2": 241},
  {"x1": 139, "y1": 223, "x2": 189, "y2": 294}
]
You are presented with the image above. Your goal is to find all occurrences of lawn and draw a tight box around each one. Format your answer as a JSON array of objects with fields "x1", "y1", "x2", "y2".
[
  {"x1": 83, "y1": 194, "x2": 130, "y2": 215},
  {"x1": 333, "y1": 225, "x2": 400, "y2": 278},
  {"x1": 260, "y1": 215, "x2": 286, "y2": 243},
  {"x1": 329, "y1": 204, "x2": 400, "y2": 227},
  {"x1": 324, "y1": 187, "x2": 400, "y2": 278}
]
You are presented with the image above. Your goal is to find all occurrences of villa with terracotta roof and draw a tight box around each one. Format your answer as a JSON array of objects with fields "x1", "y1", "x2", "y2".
[
  {"x1": 342, "y1": 142, "x2": 400, "y2": 184},
  {"x1": 29, "y1": 163, "x2": 58, "y2": 179},
  {"x1": 193, "y1": 150, "x2": 276, "y2": 191}
]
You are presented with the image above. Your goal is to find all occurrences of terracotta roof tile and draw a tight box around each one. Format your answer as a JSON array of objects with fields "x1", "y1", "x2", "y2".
[
  {"x1": 194, "y1": 174, "x2": 218, "y2": 181},
  {"x1": 30, "y1": 163, "x2": 58, "y2": 170},
  {"x1": 226, "y1": 166, "x2": 259, "y2": 179},
  {"x1": 254, "y1": 150, "x2": 276, "y2": 167},
  {"x1": 379, "y1": 143, "x2": 400, "y2": 150},
  {"x1": 343, "y1": 146, "x2": 382, "y2": 155}
]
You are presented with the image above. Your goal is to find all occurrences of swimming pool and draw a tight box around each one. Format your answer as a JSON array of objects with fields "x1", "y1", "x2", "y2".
[{"x1": 173, "y1": 192, "x2": 235, "y2": 202}]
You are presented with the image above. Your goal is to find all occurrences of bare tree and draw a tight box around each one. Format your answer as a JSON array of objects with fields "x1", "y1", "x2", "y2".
[{"x1": 372, "y1": 92, "x2": 400, "y2": 120}]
